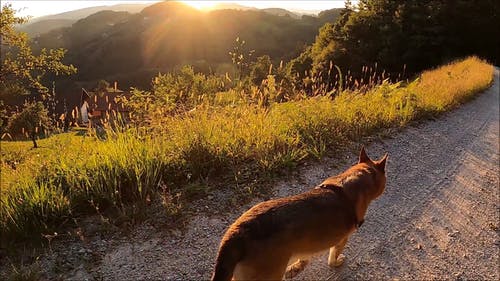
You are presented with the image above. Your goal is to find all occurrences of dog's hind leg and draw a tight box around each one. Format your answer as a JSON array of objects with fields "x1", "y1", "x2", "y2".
[
  {"x1": 328, "y1": 237, "x2": 348, "y2": 268},
  {"x1": 284, "y1": 259, "x2": 310, "y2": 279}
]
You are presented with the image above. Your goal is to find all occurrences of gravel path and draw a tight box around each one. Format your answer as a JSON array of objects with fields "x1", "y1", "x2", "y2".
[{"x1": 6, "y1": 69, "x2": 498, "y2": 280}]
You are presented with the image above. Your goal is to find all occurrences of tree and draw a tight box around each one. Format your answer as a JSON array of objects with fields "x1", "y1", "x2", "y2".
[
  {"x1": 309, "y1": 23, "x2": 339, "y2": 90},
  {"x1": 250, "y1": 55, "x2": 272, "y2": 85},
  {"x1": 95, "y1": 79, "x2": 110, "y2": 96},
  {"x1": 299, "y1": 0, "x2": 499, "y2": 80},
  {"x1": 287, "y1": 47, "x2": 313, "y2": 90},
  {"x1": 286, "y1": 23, "x2": 341, "y2": 93},
  {"x1": 6, "y1": 101, "x2": 52, "y2": 148},
  {"x1": 0, "y1": 4, "x2": 76, "y2": 102}
]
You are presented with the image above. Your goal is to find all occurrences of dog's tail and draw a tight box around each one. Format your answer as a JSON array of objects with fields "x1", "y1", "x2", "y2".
[{"x1": 211, "y1": 234, "x2": 245, "y2": 281}]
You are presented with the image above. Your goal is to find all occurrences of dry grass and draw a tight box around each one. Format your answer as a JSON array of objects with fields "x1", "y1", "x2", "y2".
[
  {"x1": 416, "y1": 56, "x2": 494, "y2": 111},
  {"x1": 0, "y1": 56, "x2": 494, "y2": 243}
]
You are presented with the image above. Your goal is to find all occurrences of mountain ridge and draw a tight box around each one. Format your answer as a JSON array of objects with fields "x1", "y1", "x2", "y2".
[
  {"x1": 20, "y1": 2, "x2": 324, "y2": 37},
  {"x1": 30, "y1": 1, "x2": 341, "y2": 106}
]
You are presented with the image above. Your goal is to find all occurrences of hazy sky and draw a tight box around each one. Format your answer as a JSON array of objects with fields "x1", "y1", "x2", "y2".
[{"x1": 4, "y1": 1, "x2": 347, "y2": 18}]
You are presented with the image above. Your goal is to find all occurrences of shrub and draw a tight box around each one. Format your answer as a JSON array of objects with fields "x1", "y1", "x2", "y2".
[
  {"x1": 121, "y1": 66, "x2": 226, "y2": 125},
  {"x1": 6, "y1": 101, "x2": 52, "y2": 148}
]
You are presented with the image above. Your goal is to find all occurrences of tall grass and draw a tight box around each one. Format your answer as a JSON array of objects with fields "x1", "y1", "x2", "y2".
[
  {"x1": 416, "y1": 56, "x2": 494, "y2": 111},
  {"x1": 0, "y1": 56, "x2": 494, "y2": 243}
]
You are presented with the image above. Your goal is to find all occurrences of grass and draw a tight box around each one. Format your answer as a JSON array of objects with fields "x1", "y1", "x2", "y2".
[{"x1": 0, "y1": 56, "x2": 494, "y2": 244}]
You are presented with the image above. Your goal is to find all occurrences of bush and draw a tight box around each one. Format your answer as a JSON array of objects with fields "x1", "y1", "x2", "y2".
[
  {"x1": 121, "y1": 66, "x2": 226, "y2": 125},
  {"x1": 6, "y1": 101, "x2": 52, "y2": 148}
]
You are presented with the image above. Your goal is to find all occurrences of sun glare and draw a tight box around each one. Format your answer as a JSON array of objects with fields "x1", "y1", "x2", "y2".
[{"x1": 182, "y1": 1, "x2": 217, "y2": 10}]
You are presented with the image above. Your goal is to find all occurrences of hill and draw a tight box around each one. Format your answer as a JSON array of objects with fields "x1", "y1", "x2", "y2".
[
  {"x1": 18, "y1": 3, "x2": 153, "y2": 37},
  {"x1": 30, "y1": 3, "x2": 152, "y2": 22},
  {"x1": 206, "y1": 2, "x2": 257, "y2": 11},
  {"x1": 261, "y1": 8, "x2": 301, "y2": 18},
  {"x1": 18, "y1": 19, "x2": 75, "y2": 37},
  {"x1": 33, "y1": 1, "x2": 341, "y2": 100},
  {"x1": 19, "y1": 2, "x2": 318, "y2": 38},
  {"x1": 205, "y1": 3, "x2": 300, "y2": 18}
]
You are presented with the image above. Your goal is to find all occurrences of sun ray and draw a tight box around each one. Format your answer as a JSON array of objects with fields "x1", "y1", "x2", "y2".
[{"x1": 181, "y1": 1, "x2": 217, "y2": 10}]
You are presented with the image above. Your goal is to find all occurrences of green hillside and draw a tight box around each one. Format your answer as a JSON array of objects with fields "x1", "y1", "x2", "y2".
[
  {"x1": 32, "y1": 2, "x2": 340, "y2": 95},
  {"x1": 17, "y1": 3, "x2": 153, "y2": 36}
]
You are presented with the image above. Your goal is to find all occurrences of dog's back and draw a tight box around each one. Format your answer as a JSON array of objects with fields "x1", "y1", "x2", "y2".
[{"x1": 212, "y1": 147, "x2": 387, "y2": 281}]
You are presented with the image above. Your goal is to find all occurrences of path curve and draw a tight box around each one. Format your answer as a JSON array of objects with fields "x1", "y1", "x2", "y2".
[
  {"x1": 96, "y1": 68, "x2": 498, "y2": 280},
  {"x1": 18, "y1": 69, "x2": 498, "y2": 280}
]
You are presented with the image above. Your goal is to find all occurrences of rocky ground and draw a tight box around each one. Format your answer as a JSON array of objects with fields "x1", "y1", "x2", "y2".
[{"x1": 2, "y1": 69, "x2": 498, "y2": 280}]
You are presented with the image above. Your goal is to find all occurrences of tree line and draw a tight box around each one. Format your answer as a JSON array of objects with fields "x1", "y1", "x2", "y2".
[{"x1": 290, "y1": 0, "x2": 499, "y2": 85}]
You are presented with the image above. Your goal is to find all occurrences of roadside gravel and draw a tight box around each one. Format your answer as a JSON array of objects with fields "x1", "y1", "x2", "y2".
[{"x1": 3, "y1": 69, "x2": 498, "y2": 280}]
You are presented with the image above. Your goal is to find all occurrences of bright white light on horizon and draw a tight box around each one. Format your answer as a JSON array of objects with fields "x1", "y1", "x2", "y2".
[
  {"x1": 182, "y1": 1, "x2": 218, "y2": 10},
  {"x1": 182, "y1": 1, "x2": 346, "y2": 12},
  {"x1": 3, "y1": 1, "x2": 347, "y2": 19},
  {"x1": 3, "y1": 1, "x2": 159, "y2": 18}
]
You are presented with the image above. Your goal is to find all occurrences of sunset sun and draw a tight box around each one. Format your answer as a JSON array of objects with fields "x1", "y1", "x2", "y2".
[{"x1": 182, "y1": 1, "x2": 217, "y2": 10}]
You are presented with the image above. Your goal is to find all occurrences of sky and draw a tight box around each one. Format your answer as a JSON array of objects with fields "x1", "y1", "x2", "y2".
[{"x1": 4, "y1": 1, "x2": 347, "y2": 19}]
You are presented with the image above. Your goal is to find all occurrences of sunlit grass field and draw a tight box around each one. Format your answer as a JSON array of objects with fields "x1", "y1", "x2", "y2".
[{"x1": 0, "y1": 56, "x2": 493, "y2": 242}]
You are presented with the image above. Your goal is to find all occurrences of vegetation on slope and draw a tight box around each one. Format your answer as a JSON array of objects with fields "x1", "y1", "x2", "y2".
[
  {"x1": 295, "y1": 0, "x2": 499, "y2": 80},
  {"x1": 1, "y1": 0, "x2": 497, "y2": 247},
  {"x1": 33, "y1": 2, "x2": 340, "y2": 83},
  {"x1": 0, "y1": 56, "x2": 494, "y2": 243}
]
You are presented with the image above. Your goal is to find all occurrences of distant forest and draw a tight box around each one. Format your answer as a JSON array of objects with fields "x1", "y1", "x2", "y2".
[
  {"x1": 23, "y1": 0, "x2": 500, "y2": 108},
  {"x1": 32, "y1": 2, "x2": 340, "y2": 98}
]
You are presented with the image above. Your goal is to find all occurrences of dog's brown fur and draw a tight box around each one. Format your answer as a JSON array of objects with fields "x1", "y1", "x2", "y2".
[{"x1": 211, "y1": 147, "x2": 388, "y2": 281}]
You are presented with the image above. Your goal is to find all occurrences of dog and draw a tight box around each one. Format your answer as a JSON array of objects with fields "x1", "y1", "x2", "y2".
[{"x1": 211, "y1": 147, "x2": 388, "y2": 281}]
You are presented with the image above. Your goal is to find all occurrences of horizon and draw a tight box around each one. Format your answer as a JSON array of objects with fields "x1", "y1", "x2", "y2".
[{"x1": 4, "y1": 1, "x2": 348, "y2": 19}]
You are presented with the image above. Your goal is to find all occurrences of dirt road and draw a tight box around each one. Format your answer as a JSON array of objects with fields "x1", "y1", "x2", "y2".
[
  {"x1": 13, "y1": 69, "x2": 498, "y2": 280},
  {"x1": 88, "y1": 69, "x2": 499, "y2": 280}
]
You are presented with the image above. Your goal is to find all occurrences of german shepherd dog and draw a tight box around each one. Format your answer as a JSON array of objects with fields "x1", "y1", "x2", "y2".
[{"x1": 211, "y1": 147, "x2": 388, "y2": 281}]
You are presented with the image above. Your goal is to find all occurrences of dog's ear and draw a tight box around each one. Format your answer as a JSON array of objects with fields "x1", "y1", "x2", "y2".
[
  {"x1": 375, "y1": 153, "x2": 388, "y2": 173},
  {"x1": 358, "y1": 146, "x2": 370, "y2": 163}
]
